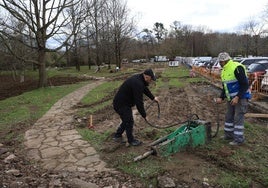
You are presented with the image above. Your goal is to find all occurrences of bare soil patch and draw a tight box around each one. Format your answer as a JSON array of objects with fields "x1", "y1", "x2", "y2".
[
  {"x1": 0, "y1": 73, "x2": 267, "y2": 187},
  {"x1": 90, "y1": 76, "x2": 267, "y2": 187}
]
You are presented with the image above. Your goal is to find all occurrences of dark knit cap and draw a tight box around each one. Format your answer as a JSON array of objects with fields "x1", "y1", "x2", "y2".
[{"x1": 144, "y1": 69, "x2": 156, "y2": 81}]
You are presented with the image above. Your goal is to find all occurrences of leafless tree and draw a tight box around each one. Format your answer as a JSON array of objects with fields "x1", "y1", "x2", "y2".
[
  {"x1": 107, "y1": 0, "x2": 135, "y2": 68},
  {"x1": 0, "y1": 0, "x2": 84, "y2": 87},
  {"x1": 238, "y1": 17, "x2": 268, "y2": 56},
  {"x1": 141, "y1": 29, "x2": 155, "y2": 59},
  {"x1": 168, "y1": 21, "x2": 192, "y2": 57},
  {"x1": 85, "y1": 0, "x2": 106, "y2": 72},
  {"x1": 64, "y1": 0, "x2": 88, "y2": 71}
]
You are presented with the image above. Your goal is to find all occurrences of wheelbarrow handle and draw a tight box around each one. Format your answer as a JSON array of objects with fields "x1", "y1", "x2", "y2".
[
  {"x1": 133, "y1": 150, "x2": 155, "y2": 162},
  {"x1": 148, "y1": 135, "x2": 168, "y2": 146}
]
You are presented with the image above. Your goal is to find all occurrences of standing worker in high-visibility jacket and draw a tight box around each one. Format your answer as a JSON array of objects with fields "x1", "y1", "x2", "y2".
[{"x1": 215, "y1": 52, "x2": 251, "y2": 146}]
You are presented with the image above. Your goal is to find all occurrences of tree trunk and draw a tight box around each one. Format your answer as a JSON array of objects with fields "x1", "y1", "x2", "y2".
[
  {"x1": 75, "y1": 54, "x2": 80, "y2": 71},
  {"x1": 38, "y1": 50, "x2": 47, "y2": 87},
  {"x1": 19, "y1": 69, "x2": 25, "y2": 83},
  {"x1": 87, "y1": 43, "x2": 91, "y2": 70}
]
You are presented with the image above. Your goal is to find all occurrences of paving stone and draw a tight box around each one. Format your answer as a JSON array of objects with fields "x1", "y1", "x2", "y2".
[{"x1": 24, "y1": 81, "x2": 112, "y2": 176}]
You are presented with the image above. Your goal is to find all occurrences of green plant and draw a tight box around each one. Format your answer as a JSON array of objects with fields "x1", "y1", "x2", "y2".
[
  {"x1": 217, "y1": 172, "x2": 251, "y2": 188},
  {"x1": 81, "y1": 81, "x2": 122, "y2": 105},
  {"x1": 77, "y1": 128, "x2": 112, "y2": 149},
  {"x1": 115, "y1": 152, "x2": 163, "y2": 185},
  {"x1": 0, "y1": 83, "x2": 87, "y2": 127}
]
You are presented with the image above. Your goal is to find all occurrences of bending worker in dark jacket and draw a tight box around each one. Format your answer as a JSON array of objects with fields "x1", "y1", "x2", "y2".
[
  {"x1": 113, "y1": 69, "x2": 159, "y2": 146},
  {"x1": 215, "y1": 52, "x2": 251, "y2": 146}
]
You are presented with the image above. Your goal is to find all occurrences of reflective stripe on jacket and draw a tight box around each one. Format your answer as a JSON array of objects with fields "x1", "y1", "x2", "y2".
[{"x1": 221, "y1": 60, "x2": 251, "y2": 101}]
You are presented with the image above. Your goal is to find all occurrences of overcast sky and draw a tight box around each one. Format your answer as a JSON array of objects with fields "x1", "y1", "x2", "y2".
[{"x1": 127, "y1": 0, "x2": 268, "y2": 32}]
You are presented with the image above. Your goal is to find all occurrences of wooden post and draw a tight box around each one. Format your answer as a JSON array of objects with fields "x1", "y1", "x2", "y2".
[
  {"x1": 88, "y1": 115, "x2": 94, "y2": 129},
  {"x1": 245, "y1": 113, "x2": 268, "y2": 118}
]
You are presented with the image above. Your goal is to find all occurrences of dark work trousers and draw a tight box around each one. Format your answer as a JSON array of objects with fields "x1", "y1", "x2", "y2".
[
  {"x1": 224, "y1": 99, "x2": 248, "y2": 143},
  {"x1": 114, "y1": 106, "x2": 134, "y2": 143}
]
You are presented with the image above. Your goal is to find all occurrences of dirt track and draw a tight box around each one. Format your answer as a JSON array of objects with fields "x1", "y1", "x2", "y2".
[{"x1": 0, "y1": 72, "x2": 267, "y2": 187}]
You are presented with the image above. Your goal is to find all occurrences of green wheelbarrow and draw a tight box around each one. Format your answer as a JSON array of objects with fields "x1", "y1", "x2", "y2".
[{"x1": 134, "y1": 120, "x2": 212, "y2": 162}]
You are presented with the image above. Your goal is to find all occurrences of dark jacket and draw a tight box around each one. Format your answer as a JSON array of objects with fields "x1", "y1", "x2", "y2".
[{"x1": 113, "y1": 73, "x2": 155, "y2": 118}]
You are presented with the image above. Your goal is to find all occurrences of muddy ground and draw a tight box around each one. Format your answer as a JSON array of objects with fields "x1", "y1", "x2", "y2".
[
  {"x1": 91, "y1": 74, "x2": 267, "y2": 187},
  {"x1": 0, "y1": 72, "x2": 267, "y2": 187}
]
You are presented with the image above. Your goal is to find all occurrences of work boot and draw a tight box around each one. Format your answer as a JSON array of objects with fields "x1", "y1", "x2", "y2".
[
  {"x1": 113, "y1": 136, "x2": 126, "y2": 144},
  {"x1": 229, "y1": 140, "x2": 244, "y2": 146},
  {"x1": 129, "y1": 139, "x2": 142, "y2": 146}
]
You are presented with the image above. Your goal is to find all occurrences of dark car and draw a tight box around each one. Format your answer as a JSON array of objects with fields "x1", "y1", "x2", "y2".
[
  {"x1": 247, "y1": 60, "x2": 268, "y2": 74},
  {"x1": 247, "y1": 60, "x2": 268, "y2": 91},
  {"x1": 240, "y1": 57, "x2": 268, "y2": 68}
]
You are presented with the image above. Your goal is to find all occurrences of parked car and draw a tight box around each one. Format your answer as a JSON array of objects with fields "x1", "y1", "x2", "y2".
[
  {"x1": 247, "y1": 60, "x2": 268, "y2": 91},
  {"x1": 240, "y1": 57, "x2": 268, "y2": 68},
  {"x1": 261, "y1": 69, "x2": 268, "y2": 91},
  {"x1": 154, "y1": 56, "x2": 168, "y2": 62},
  {"x1": 211, "y1": 60, "x2": 221, "y2": 71},
  {"x1": 233, "y1": 55, "x2": 244, "y2": 62},
  {"x1": 131, "y1": 59, "x2": 140, "y2": 63},
  {"x1": 247, "y1": 60, "x2": 268, "y2": 74}
]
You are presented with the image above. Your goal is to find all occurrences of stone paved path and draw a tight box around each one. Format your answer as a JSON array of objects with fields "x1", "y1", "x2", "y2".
[{"x1": 24, "y1": 80, "x2": 112, "y2": 173}]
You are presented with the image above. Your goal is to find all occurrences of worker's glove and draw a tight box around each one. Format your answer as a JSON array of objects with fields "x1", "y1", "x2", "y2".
[{"x1": 154, "y1": 97, "x2": 159, "y2": 103}]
